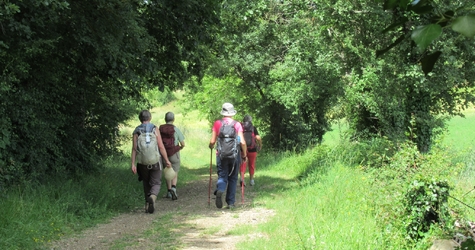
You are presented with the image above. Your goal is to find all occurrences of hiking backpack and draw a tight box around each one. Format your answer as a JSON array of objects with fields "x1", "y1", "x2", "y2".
[
  {"x1": 136, "y1": 123, "x2": 162, "y2": 165},
  {"x1": 159, "y1": 124, "x2": 181, "y2": 157},
  {"x1": 217, "y1": 119, "x2": 238, "y2": 159},
  {"x1": 243, "y1": 121, "x2": 257, "y2": 151}
]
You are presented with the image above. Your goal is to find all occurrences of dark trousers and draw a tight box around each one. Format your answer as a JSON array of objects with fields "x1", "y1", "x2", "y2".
[
  {"x1": 216, "y1": 156, "x2": 239, "y2": 206},
  {"x1": 137, "y1": 163, "x2": 162, "y2": 201}
]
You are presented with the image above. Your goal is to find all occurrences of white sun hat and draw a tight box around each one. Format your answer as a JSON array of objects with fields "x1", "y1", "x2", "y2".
[
  {"x1": 163, "y1": 167, "x2": 176, "y2": 181},
  {"x1": 220, "y1": 102, "x2": 237, "y2": 116}
]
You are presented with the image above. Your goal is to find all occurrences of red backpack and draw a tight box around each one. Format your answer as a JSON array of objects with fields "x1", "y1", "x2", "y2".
[{"x1": 159, "y1": 124, "x2": 181, "y2": 157}]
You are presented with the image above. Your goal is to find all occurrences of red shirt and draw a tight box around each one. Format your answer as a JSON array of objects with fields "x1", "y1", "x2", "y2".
[{"x1": 212, "y1": 117, "x2": 243, "y2": 134}]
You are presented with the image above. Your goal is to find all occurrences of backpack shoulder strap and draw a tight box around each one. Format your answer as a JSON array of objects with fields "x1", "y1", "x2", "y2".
[{"x1": 143, "y1": 123, "x2": 155, "y2": 133}]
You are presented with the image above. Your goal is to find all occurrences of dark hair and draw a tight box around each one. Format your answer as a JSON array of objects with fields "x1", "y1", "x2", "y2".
[
  {"x1": 243, "y1": 114, "x2": 252, "y2": 123},
  {"x1": 165, "y1": 112, "x2": 175, "y2": 122},
  {"x1": 139, "y1": 110, "x2": 152, "y2": 123}
]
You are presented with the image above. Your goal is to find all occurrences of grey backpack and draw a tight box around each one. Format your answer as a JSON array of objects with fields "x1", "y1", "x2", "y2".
[
  {"x1": 217, "y1": 119, "x2": 238, "y2": 159},
  {"x1": 136, "y1": 123, "x2": 161, "y2": 166}
]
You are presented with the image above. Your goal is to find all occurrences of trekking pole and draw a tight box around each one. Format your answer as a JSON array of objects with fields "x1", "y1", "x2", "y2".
[
  {"x1": 241, "y1": 160, "x2": 245, "y2": 205},
  {"x1": 208, "y1": 148, "x2": 212, "y2": 207},
  {"x1": 241, "y1": 176, "x2": 244, "y2": 204}
]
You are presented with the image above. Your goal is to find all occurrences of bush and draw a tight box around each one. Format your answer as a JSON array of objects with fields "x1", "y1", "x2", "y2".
[{"x1": 404, "y1": 178, "x2": 451, "y2": 240}]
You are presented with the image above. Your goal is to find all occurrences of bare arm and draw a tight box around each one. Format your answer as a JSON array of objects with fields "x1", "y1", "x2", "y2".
[
  {"x1": 131, "y1": 134, "x2": 138, "y2": 174},
  {"x1": 209, "y1": 130, "x2": 217, "y2": 149},
  {"x1": 256, "y1": 135, "x2": 262, "y2": 149},
  {"x1": 238, "y1": 131, "x2": 247, "y2": 160},
  {"x1": 155, "y1": 129, "x2": 172, "y2": 167}
]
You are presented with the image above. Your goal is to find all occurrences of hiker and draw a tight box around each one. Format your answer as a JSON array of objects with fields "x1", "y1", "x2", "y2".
[
  {"x1": 240, "y1": 115, "x2": 262, "y2": 186},
  {"x1": 209, "y1": 103, "x2": 247, "y2": 209},
  {"x1": 159, "y1": 112, "x2": 185, "y2": 200},
  {"x1": 131, "y1": 110, "x2": 172, "y2": 214}
]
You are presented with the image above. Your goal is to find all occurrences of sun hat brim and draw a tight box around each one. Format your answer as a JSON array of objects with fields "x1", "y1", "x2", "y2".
[{"x1": 220, "y1": 110, "x2": 237, "y2": 116}]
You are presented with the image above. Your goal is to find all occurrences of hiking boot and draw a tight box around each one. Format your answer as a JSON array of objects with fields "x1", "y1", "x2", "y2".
[
  {"x1": 147, "y1": 195, "x2": 157, "y2": 214},
  {"x1": 170, "y1": 187, "x2": 178, "y2": 201},
  {"x1": 226, "y1": 204, "x2": 235, "y2": 209},
  {"x1": 250, "y1": 179, "x2": 255, "y2": 186},
  {"x1": 240, "y1": 180, "x2": 246, "y2": 187},
  {"x1": 215, "y1": 190, "x2": 224, "y2": 209},
  {"x1": 144, "y1": 202, "x2": 149, "y2": 213},
  {"x1": 163, "y1": 191, "x2": 172, "y2": 198}
]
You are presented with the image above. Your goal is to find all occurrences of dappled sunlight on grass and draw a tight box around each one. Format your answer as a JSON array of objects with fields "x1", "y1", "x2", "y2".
[{"x1": 241, "y1": 163, "x2": 391, "y2": 249}]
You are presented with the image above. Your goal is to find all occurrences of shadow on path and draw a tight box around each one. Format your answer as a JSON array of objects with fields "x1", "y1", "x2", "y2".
[{"x1": 46, "y1": 171, "x2": 274, "y2": 250}]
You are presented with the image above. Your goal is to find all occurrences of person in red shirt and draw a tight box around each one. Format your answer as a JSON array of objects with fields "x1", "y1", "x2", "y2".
[{"x1": 208, "y1": 103, "x2": 247, "y2": 209}]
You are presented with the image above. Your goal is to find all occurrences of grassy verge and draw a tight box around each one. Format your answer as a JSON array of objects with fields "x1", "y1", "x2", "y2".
[
  {"x1": 0, "y1": 155, "x2": 139, "y2": 249},
  {"x1": 224, "y1": 146, "x2": 400, "y2": 250}
]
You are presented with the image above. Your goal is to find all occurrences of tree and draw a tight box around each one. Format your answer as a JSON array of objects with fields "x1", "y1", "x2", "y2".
[
  {"x1": 0, "y1": 0, "x2": 220, "y2": 187},
  {"x1": 185, "y1": 0, "x2": 475, "y2": 154},
  {"x1": 340, "y1": 0, "x2": 475, "y2": 152},
  {"x1": 186, "y1": 0, "x2": 344, "y2": 151}
]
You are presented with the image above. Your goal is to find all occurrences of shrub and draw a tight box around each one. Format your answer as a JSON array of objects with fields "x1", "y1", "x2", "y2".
[{"x1": 404, "y1": 178, "x2": 451, "y2": 240}]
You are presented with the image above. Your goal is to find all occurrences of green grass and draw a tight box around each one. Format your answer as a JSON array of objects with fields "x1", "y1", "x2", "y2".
[
  {"x1": 0, "y1": 155, "x2": 140, "y2": 249},
  {"x1": 231, "y1": 148, "x2": 401, "y2": 250},
  {"x1": 2, "y1": 94, "x2": 475, "y2": 249},
  {"x1": 442, "y1": 107, "x2": 475, "y2": 152}
]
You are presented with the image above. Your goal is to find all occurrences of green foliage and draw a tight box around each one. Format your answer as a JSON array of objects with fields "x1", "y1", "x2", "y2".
[
  {"x1": 186, "y1": 0, "x2": 345, "y2": 151},
  {"x1": 344, "y1": 25, "x2": 472, "y2": 152},
  {"x1": 142, "y1": 87, "x2": 176, "y2": 108},
  {"x1": 0, "y1": 0, "x2": 220, "y2": 188},
  {"x1": 379, "y1": 0, "x2": 475, "y2": 74},
  {"x1": 411, "y1": 24, "x2": 442, "y2": 51},
  {"x1": 404, "y1": 178, "x2": 451, "y2": 240},
  {"x1": 327, "y1": 1, "x2": 475, "y2": 153},
  {"x1": 359, "y1": 139, "x2": 464, "y2": 247},
  {"x1": 451, "y1": 14, "x2": 475, "y2": 38}
]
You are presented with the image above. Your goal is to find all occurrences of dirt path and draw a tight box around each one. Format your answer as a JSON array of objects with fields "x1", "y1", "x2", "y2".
[{"x1": 47, "y1": 176, "x2": 274, "y2": 250}]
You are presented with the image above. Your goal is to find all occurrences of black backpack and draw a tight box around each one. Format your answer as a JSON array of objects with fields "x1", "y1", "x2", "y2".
[
  {"x1": 243, "y1": 121, "x2": 257, "y2": 151},
  {"x1": 217, "y1": 119, "x2": 238, "y2": 159}
]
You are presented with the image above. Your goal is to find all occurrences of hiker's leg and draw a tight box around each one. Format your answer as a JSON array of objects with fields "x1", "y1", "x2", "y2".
[
  {"x1": 148, "y1": 167, "x2": 162, "y2": 196},
  {"x1": 248, "y1": 151, "x2": 257, "y2": 180},
  {"x1": 169, "y1": 152, "x2": 180, "y2": 200},
  {"x1": 138, "y1": 164, "x2": 151, "y2": 201},
  {"x1": 170, "y1": 152, "x2": 180, "y2": 187},
  {"x1": 216, "y1": 157, "x2": 230, "y2": 192},
  {"x1": 214, "y1": 155, "x2": 221, "y2": 192},
  {"x1": 225, "y1": 158, "x2": 239, "y2": 205}
]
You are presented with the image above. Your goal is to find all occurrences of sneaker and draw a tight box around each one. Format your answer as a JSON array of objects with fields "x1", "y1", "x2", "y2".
[
  {"x1": 147, "y1": 195, "x2": 157, "y2": 213},
  {"x1": 240, "y1": 180, "x2": 246, "y2": 187},
  {"x1": 170, "y1": 187, "x2": 178, "y2": 200},
  {"x1": 163, "y1": 191, "x2": 172, "y2": 198},
  {"x1": 215, "y1": 190, "x2": 224, "y2": 209},
  {"x1": 250, "y1": 179, "x2": 255, "y2": 186}
]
